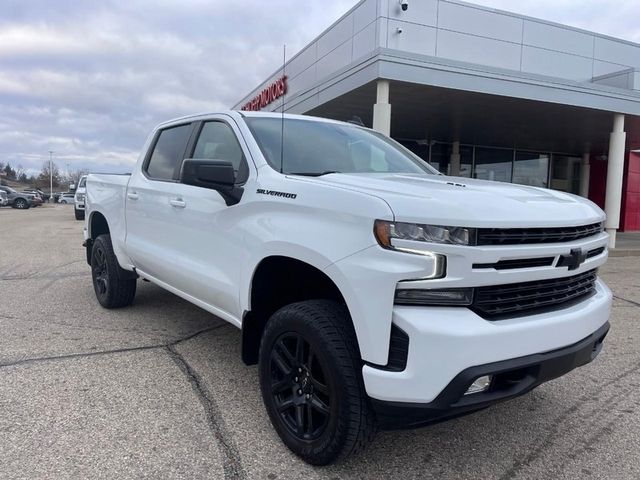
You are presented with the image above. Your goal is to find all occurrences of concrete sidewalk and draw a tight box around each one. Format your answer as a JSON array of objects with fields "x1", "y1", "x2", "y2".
[{"x1": 611, "y1": 232, "x2": 640, "y2": 257}]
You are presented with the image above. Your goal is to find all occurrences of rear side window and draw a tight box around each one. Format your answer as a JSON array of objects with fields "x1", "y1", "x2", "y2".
[
  {"x1": 193, "y1": 121, "x2": 248, "y2": 183},
  {"x1": 146, "y1": 124, "x2": 192, "y2": 180}
]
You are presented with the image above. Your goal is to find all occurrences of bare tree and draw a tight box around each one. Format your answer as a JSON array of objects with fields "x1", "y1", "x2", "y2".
[
  {"x1": 36, "y1": 161, "x2": 62, "y2": 189},
  {"x1": 15, "y1": 164, "x2": 26, "y2": 183},
  {"x1": 69, "y1": 168, "x2": 89, "y2": 187}
]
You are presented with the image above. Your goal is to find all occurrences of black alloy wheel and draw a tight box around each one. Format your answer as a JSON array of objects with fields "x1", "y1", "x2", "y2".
[
  {"x1": 90, "y1": 234, "x2": 136, "y2": 308},
  {"x1": 92, "y1": 243, "x2": 109, "y2": 298},
  {"x1": 269, "y1": 332, "x2": 332, "y2": 441},
  {"x1": 259, "y1": 300, "x2": 376, "y2": 465}
]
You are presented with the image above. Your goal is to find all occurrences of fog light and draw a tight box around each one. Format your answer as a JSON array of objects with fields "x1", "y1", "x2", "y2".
[{"x1": 464, "y1": 375, "x2": 492, "y2": 395}]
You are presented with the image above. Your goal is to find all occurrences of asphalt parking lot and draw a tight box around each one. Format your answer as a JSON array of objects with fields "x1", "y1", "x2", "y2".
[{"x1": 1, "y1": 205, "x2": 639, "y2": 479}]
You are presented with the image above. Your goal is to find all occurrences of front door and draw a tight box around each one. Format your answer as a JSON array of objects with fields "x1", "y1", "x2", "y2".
[{"x1": 126, "y1": 116, "x2": 253, "y2": 321}]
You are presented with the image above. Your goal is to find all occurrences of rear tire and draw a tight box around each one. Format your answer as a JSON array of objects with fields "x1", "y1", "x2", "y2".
[
  {"x1": 259, "y1": 300, "x2": 377, "y2": 465},
  {"x1": 75, "y1": 208, "x2": 85, "y2": 220},
  {"x1": 91, "y1": 234, "x2": 136, "y2": 308}
]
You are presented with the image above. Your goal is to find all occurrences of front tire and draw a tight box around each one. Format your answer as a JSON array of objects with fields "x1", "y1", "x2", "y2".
[
  {"x1": 13, "y1": 198, "x2": 29, "y2": 209},
  {"x1": 75, "y1": 208, "x2": 85, "y2": 220},
  {"x1": 259, "y1": 300, "x2": 376, "y2": 465},
  {"x1": 91, "y1": 234, "x2": 136, "y2": 308}
]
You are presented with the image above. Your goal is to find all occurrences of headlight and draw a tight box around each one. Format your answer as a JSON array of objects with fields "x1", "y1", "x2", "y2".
[{"x1": 374, "y1": 220, "x2": 475, "y2": 247}]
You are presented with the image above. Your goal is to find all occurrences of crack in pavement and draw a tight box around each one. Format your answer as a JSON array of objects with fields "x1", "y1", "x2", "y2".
[
  {"x1": 0, "y1": 312, "x2": 209, "y2": 338},
  {"x1": 0, "y1": 316, "x2": 244, "y2": 478},
  {"x1": 613, "y1": 295, "x2": 640, "y2": 308},
  {"x1": 0, "y1": 271, "x2": 88, "y2": 281},
  {"x1": 166, "y1": 344, "x2": 247, "y2": 480},
  {"x1": 0, "y1": 323, "x2": 228, "y2": 369},
  {"x1": 0, "y1": 259, "x2": 87, "y2": 281}
]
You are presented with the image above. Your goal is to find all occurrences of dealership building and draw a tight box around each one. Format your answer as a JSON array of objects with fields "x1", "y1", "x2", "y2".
[{"x1": 233, "y1": 0, "x2": 640, "y2": 245}]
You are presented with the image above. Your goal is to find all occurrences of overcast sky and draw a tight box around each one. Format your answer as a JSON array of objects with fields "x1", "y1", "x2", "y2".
[{"x1": 1, "y1": 0, "x2": 638, "y2": 176}]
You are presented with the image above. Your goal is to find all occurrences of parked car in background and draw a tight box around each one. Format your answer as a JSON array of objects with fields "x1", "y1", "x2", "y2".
[
  {"x1": 74, "y1": 175, "x2": 87, "y2": 220},
  {"x1": 23, "y1": 190, "x2": 46, "y2": 205},
  {"x1": 0, "y1": 186, "x2": 35, "y2": 209},
  {"x1": 36, "y1": 188, "x2": 49, "y2": 202},
  {"x1": 23, "y1": 188, "x2": 49, "y2": 202},
  {"x1": 0, "y1": 190, "x2": 8, "y2": 207},
  {"x1": 58, "y1": 193, "x2": 75, "y2": 204}
]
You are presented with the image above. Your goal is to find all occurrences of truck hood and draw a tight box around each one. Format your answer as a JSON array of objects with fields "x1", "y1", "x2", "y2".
[{"x1": 303, "y1": 173, "x2": 604, "y2": 228}]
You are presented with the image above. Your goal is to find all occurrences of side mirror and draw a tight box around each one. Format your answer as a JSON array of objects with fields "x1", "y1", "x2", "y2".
[
  {"x1": 180, "y1": 159, "x2": 243, "y2": 206},
  {"x1": 180, "y1": 158, "x2": 236, "y2": 188}
]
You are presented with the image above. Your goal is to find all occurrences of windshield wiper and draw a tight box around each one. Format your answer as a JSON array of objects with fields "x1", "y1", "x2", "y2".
[{"x1": 289, "y1": 171, "x2": 341, "y2": 177}]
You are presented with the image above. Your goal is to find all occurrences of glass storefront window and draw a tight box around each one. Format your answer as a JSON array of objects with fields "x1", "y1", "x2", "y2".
[
  {"x1": 458, "y1": 145, "x2": 473, "y2": 178},
  {"x1": 513, "y1": 151, "x2": 549, "y2": 188},
  {"x1": 474, "y1": 147, "x2": 513, "y2": 183},
  {"x1": 429, "y1": 143, "x2": 449, "y2": 174},
  {"x1": 429, "y1": 143, "x2": 472, "y2": 177},
  {"x1": 550, "y1": 155, "x2": 581, "y2": 194},
  {"x1": 398, "y1": 139, "x2": 580, "y2": 192}
]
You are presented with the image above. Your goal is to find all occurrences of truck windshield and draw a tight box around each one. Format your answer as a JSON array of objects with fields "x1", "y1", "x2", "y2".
[
  {"x1": 79, "y1": 177, "x2": 86, "y2": 188},
  {"x1": 245, "y1": 117, "x2": 437, "y2": 176}
]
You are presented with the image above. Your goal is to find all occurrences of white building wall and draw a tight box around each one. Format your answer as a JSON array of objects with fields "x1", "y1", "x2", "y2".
[{"x1": 233, "y1": 0, "x2": 640, "y2": 110}]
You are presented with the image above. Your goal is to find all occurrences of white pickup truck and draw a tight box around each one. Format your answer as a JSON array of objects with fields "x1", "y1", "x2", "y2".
[
  {"x1": 84, "y1": 111, "x2": 611, "y2": 465},
  {"x1": 74, "y1": 175, "x2": 87, "y2": 220}
]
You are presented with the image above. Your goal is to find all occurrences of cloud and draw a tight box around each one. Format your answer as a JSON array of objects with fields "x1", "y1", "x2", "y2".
[
  {"x1": 0, "y1": 0, "x2": 637, "y2": 175},
  {"x1": 0, "y1": 0, "x2": 354, "y2": 174}
]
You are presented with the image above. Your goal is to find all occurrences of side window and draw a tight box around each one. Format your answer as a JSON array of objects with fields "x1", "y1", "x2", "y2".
[
  {"x1": 193, "y1": 121, "x2": 248, "y2": 183},
  {"x1": 146, "y1": 124, "x2": 192, "y2": 180}
]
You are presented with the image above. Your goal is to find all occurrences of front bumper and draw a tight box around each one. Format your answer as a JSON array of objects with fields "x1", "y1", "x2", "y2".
[
  {"x1": 372, "y1": 321, "x2": 609, "y2": 429},
  {"x1": 363, "y1": 278, "x2": 611, "y2": 407}
]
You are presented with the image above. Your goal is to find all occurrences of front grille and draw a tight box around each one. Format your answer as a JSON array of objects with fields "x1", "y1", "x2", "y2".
[
  {"x1": 587, "y1": 246, "x2": 605, "y2": 259},
  {"x1": 473, "y1": 270, "x2": 597, "y2": 319},
  {"x1": 476, "y1": 223, "x2": 603, "y2": 245},
  {"x1": 473, "y1": 257, "x2": 555, "y2": 270}
]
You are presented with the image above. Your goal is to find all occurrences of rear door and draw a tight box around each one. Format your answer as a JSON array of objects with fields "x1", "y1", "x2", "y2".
[{"x1": 125, "y1": 122, "x2": 196, "y2": 282}]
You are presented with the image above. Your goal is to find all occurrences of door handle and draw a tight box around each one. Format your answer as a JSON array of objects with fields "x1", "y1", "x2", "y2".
[
  {"x1": 169, "y1": 198, "x2": 186, "y2": 208},
  {"x1": 127, "y1": 191, "x2": 139, "y2": 200}
]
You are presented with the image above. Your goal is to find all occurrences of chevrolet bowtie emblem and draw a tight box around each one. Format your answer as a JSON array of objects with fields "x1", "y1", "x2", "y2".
[{"x1": 558, "y1": 248, "x2": 587, "y2": 271}]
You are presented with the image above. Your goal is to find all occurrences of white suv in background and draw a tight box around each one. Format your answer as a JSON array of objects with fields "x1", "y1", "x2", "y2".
[
  {"x1": 74, "y1": 175, "x2": 87, "y2": 220},
  {"x1": 59, "y1": 193, "x2": 75, "y2": 204}
]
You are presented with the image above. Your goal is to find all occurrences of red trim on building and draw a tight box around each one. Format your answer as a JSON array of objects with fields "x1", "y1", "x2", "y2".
[
  {"x1": 588, "y1": 155, "x2": 607, "y2": 211},
  {"x1": 622, "y1": 151, "x2": 640, "y2": 232},
  {"x1": 241, "y1": 76, "x2": 288, "y2": 111}
]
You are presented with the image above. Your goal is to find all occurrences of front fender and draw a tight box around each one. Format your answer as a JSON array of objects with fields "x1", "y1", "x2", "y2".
[{"x1": 239, "y1": 241, "x2": 337, "y2": 314}]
